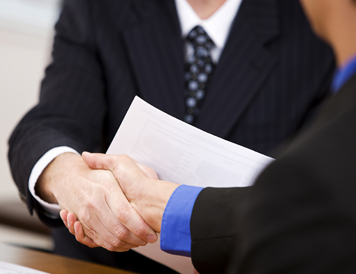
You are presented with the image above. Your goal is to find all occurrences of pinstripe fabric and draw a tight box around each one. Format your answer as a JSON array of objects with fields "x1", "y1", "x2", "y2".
[{"x1": 8, "y1": 0, "x2": 334, "y2": 272}]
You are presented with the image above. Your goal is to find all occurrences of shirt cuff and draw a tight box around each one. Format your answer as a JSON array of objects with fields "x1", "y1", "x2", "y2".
[
  {"x1": 28, "y1": 147, "x2": 80, "y2": 216},
  {"x1": 160, "y1": 185, "x2": 203, "y2": 257}
]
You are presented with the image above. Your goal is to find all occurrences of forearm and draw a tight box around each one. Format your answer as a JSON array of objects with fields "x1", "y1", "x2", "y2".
[
  {"x1": 35, "y1": 152, "x2": 80, "y2": 204},
  {"x1": 130, "y1": 179, "x2": 179, "y2": 233}
]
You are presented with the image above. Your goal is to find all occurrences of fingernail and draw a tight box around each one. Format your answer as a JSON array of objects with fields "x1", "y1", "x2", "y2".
[{"x1": 147, "y1": 234, "x2": 157, "y2": 243}]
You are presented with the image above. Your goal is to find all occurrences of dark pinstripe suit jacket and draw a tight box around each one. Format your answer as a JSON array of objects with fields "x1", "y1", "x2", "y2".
[
  {"x1": 191, "y1": 74, "x2": 356, "y2": 274},
  {"x1": 8, "y1": 0, "x2": 335, "y2": 272}
]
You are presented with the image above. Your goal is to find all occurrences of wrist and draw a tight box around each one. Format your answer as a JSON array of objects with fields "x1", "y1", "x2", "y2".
[
  {"x1": 131, "y1": 180, "x2": 179, "y2": 233},
  {"x1": 35, "y1": 152, "x2": 79, "y2": 204}
]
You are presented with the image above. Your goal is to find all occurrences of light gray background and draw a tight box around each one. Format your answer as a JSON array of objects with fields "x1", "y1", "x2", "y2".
[
  {"x1": 0, "y1": 0, "x2": 59, "y2": 201},
  {"x1": 0, "y1": 0, "x2": 59, "y2": 248}
]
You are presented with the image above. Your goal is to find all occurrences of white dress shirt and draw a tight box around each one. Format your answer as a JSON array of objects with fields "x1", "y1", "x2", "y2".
[
  {"x1": 176, "y1": 0, "x2": 242, "y2": 63},
  {"x1": 29, "y1": 0, "x2": 243, "y2": 215}
]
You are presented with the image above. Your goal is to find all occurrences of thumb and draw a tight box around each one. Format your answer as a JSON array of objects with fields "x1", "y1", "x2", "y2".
[
  {"x1": 82, "y1": 152, "x2": 144, "y2": 179},
  {"x1": 82, "y1": 151, "x2": 114, "y2": 170}
]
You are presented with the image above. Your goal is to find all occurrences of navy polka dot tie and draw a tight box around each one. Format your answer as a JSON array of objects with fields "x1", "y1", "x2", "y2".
[{"x1": 184, "y1": 25, "x2": 215, "y2": 125}]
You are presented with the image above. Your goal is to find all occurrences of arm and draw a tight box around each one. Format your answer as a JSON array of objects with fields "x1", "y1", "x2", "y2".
[
  {"x1": 8, "y1": 0, "x2": 107, "y2": 223},
  {"x1": 29, "y1": 147, "x2": 78, "y2": 216},
  {"x1": 8, "y1": 0, "x2": 156, "y2": 251}
]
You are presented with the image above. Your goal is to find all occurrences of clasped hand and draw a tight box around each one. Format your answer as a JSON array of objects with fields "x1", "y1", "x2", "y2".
[{"x1": 58, "y1": 152, "x2": 179, "y2": 251}]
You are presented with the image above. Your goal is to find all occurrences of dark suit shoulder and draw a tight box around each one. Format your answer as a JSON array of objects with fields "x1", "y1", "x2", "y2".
[
  {"x1": 58, "y1": 0, "x2": 164, "y2": 42},
  {"x1": 89, "y1": 0, "x2": 163, "y2": 29},
  {"x1": 230, "y1": 79, "x2": 356, "y2": 273}
]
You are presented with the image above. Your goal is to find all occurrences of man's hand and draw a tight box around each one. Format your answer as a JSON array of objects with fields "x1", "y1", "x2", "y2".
[
  {"x1": 82, "y1": 152, "x2": 180, "y2": 232},
  {"x1": 36, "y1": 152, "x2": 158, "y2": 251},
  {"x1": 62, "y1": 152, "x2": 179, "y2": 241}
]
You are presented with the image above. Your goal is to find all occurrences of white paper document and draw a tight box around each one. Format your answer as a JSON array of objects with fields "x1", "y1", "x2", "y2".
[
  {"x1": 0, "y1": 261, "x2": 49, "y2": 274},
  {"x1": 107, "y1": 96, "x2": 274, "y2": 273}
]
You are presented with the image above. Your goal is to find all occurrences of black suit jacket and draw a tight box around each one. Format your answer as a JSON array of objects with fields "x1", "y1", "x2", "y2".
[
  {"x1": 8, "y1": 0, "x2": 334, "y2": 272},
  {"x1": 191, "y1": 74, "x2": 356, "y2": 274}
]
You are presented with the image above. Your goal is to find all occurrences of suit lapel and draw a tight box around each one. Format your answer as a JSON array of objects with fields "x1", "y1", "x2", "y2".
[
  {"x1": 196, "y1": 0, "x2": 280, "y2": 139},
  {"x1": 123, "y1": 0, "x2": 185, "y2": 119}
]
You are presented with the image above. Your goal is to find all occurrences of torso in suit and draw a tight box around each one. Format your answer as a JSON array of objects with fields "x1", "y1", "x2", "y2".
[
  {"x1": 191, "y1": 75, "x2": 356, "y2": 274},
  {"x1": 8, "y1": 0, "x2": 335, "y2": 273}
]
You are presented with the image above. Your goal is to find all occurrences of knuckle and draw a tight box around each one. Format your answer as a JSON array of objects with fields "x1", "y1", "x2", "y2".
[
  {"x1": 102, "y1": 243, "x2": 115, "y2": 252},
  {"x1": 79, "y1": 210, "x2": 91, "y2": 224},
  {"x1": 94, "y1": 238, "x2": 106, "y2": 248},
  {"x1": 121, "y1": 154, "x2": 130, "y2": 162},
  {"x1": 110, "y1": 238, "x2": 123, "y2": 248},
  {"x1": 113, "y1": 226, "x2": 130, "y2": 241},
  {"x1": 113, "y1": 154, "x2": 129, "y2": 171},
  {"x1": 76, "y1": 236, "x2": 85, "y2": 245},
  {"x1": 133, "y1": 226, "x2": 147, "y2": 238},
  {"x1": 108, "y1": 156, "x2": 117, "y2": 167},
  {"x1": 143, "y1": 166, "x2": 153, "y2": 174},
  {"x1": 116, "y1": 206, "x2": 131, "y2": 224},
  {"x1": 84, "y1": 226, "x2": 96, "y2": 240}
]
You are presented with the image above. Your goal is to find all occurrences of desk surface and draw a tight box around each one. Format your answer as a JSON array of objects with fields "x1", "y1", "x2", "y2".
[{"x1": 0, "y1": 243, "x2": 135, "y2": 274}]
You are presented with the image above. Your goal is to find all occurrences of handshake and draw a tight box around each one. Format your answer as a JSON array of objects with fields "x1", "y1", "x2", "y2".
[{"x1": 36, "y1": 152, "x2": 179, "y2": 252}]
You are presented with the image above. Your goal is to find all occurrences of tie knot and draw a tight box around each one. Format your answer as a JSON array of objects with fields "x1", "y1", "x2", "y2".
[{"x1": 187, "y1": 25, "x2": 215, "y2": 52}]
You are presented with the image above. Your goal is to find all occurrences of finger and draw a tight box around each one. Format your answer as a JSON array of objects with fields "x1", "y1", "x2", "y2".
[
  {"x1": 82, "y1": 152, "x2": 112, "y2": 170},
  {"x1": 60, "y1": 201, "x2": 123, "y2": 250},
  {"x1": 83, "y1": 153, "x2": 150, "y2": 179},
  {"x1": 80, "y1": 221, "x2": 140, "y2": 252},
  {"x1": 77, "y1": 200, "x2": 147, "y2": 250},
  {"x1": 82, "y1": 153, "x2": 148, "y2": 195},
  {"x1": 83, "y1": 152, "x2": 157, "y2": 180},
  {"x1": 60, "y1": 209, "x2": 68, "y2": 228},
  {"x1": 82, "y1": 153, "x2": 143, "y2": 177},
  {"x1": 107, "y1": 186, "x2": 158, "y2": 244},
  {"x1": 73, "y1": 221, "x2": 99, "y2": 248},
  {"x1": 67, "y1": 212, "x2": 78, "y2": 235},
  {"x1": 132, "y1": 160, "x2": 159, "y2": 180},
  {"x1": 93, "y1": 198, "x2": 152, "y2": 246}
]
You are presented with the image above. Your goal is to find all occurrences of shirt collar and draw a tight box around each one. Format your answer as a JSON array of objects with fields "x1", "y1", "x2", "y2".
[
  {"x1": 175, "y1": 0, "x2": 243, "y2": 49},
  {"x1": 332, "y1": 54, "x2": 356, "y2": 93}
]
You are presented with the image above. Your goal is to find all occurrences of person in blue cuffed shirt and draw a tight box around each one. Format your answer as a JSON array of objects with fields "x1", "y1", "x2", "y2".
[{"x1": 61, "y1": 0, "x2": 356, "y2": 272}]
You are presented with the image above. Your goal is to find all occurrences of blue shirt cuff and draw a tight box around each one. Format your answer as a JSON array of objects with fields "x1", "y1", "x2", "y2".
[
  {"x1": 160, "y1": 185, "x2": 203, "y2": 257},
  {"x1": 332, "y1": 54, "x2": 356, "y2": 93}
]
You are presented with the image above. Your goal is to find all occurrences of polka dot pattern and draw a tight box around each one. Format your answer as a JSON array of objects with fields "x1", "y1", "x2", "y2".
[{"x1": 184, "y1": 25, "x2": 215, "y2": 125}]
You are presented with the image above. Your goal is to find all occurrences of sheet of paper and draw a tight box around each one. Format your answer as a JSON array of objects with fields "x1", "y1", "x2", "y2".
[
  {"x1": 107, "y1": 96, "x2": 274, "y2": 273},
  {"x1": 0, "y1": 261, "x2": 49, "y2": 274}
]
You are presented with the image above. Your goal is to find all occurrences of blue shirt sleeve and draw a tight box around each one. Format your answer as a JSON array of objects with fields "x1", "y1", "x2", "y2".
[
  {"x1": 160, "y1": 185, "x2": 203, "y2": 257},
  {"x1": 332, "y1": 54, "x2": 356, "y2": 92}
]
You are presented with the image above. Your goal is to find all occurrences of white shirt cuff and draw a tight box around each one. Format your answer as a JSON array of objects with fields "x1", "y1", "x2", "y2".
[{"x1": 28, "y1": 146, "x2": 80, "y2": 216}]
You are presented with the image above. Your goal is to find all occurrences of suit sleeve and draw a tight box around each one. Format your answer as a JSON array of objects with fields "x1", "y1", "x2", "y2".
[
  {"x1": 191, "y1": 86, "x2": 356, "y2": 273},
  {"x1": 190, "y1": 186, "x2": 252, "y2": 273},
  {"x1": 8, "y1": 0, "x2": 106, "y2": 226}
]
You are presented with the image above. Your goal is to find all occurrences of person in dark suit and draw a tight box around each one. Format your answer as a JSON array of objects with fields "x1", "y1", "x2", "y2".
[
  {"x1": 8, "y1": 0, "x2": 335, "y2": 272},
  {"x1": 71, "y1": 0, "x2": 356, "y2": 273}
]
